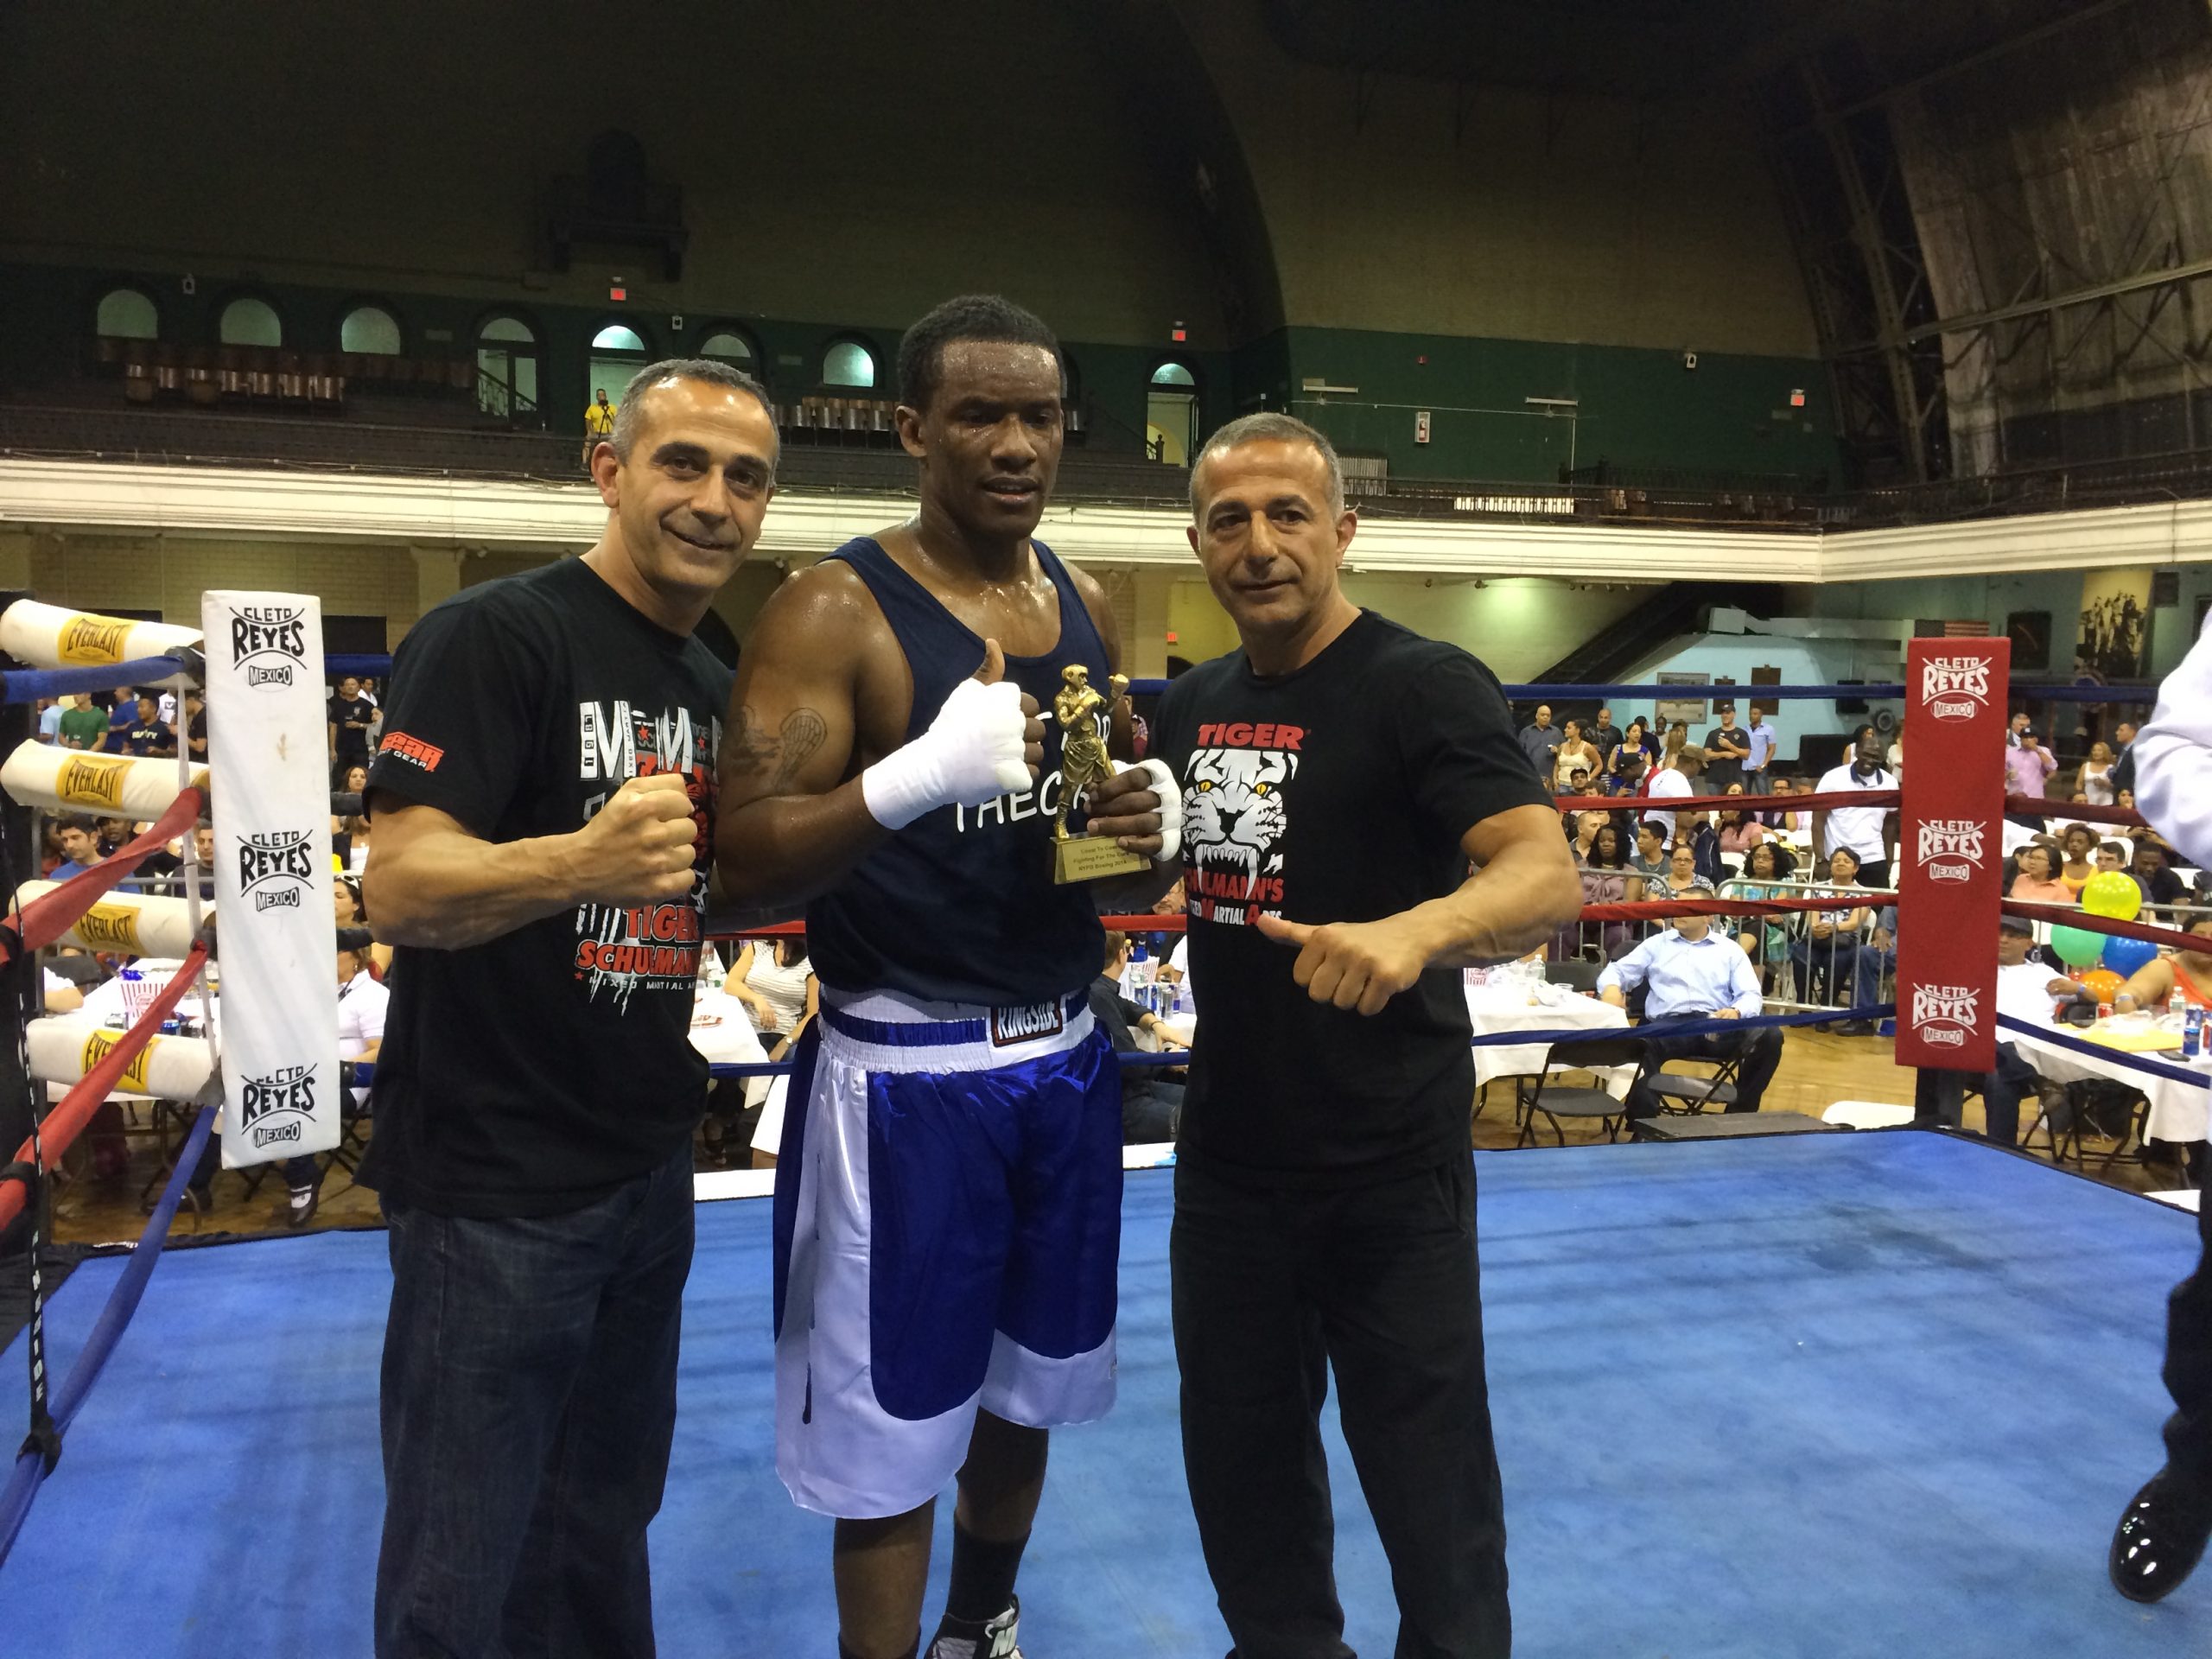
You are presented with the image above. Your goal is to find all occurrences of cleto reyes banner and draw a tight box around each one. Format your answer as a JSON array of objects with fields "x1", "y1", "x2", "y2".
[
  {"x1": 1895, "y1": 638, "x2": 2010, "y2": 1071},
  {"x1": 201, "y1": 591, "x2": 341, "y2": 1169}
]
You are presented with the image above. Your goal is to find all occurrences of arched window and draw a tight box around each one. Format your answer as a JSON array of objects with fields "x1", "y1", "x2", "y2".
[
  {"x1": 588, "y1": 322, "x2": 652, "y2": 419},
  {"x1": 95, "y1": 288, "x2": 158, "y2": 340},
  {"x1": 340, "y1": 305, "x2": 402, "y2": 355},
  {"x1": 1147, "y1": 361, "x2": 1199, "y2": 465},
  {"x1": 698, "y1": 327, "x2": 757, "y2": 367},
  {"x1": 219, "y1": 297, "x2": 283, "y2": 347},
  {"x1": 823, "y1": 340, "x2": 876, "y2": 389},
  {"x1": 475, "y1": 314, "x2": 541, "y2": 423}
]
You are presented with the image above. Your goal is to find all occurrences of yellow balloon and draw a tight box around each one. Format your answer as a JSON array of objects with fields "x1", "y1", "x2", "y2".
[{"x1": 2081, "y1": 869, "x2": 2143, "y2": 922}]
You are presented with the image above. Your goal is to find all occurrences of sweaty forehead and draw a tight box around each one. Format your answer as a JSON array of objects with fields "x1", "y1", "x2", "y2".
[
  {"x1": 632, "y1": 378, "x2": 777, "y2": 457},
  {"x1": 932, "y1": 340, "x2": 1061, "y2": 403}
]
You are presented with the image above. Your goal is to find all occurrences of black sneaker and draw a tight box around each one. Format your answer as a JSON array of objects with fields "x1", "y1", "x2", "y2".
[
  {"x1": 286, "y1": 1184, "x2": 320, "y2": 1230},
  {"x1": 925, "y1": 1597, "x2": 1021, "y2": 1659},
  {"x1": 2110, "y1": 1468, "x2": 2212, "y2": 1603}
]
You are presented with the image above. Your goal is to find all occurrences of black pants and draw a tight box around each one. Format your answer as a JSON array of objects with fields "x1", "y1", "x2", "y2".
[
  {"x1": 1912, "y1": 1046, "x2": 2042, "y2": 1144},
  {"x1": 1173, "y1": 1154, "x2": 1510, "y2": 1659},
  {"x1": 1624, "y1": 1020, "x2": 1781, "y2": 1118},
  {"x1": 2163, "y1": 1158, "x2": 2212, "y2": 1493}
]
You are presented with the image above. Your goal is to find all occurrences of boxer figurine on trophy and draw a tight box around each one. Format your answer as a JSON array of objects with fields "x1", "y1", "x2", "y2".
[{"x1": 1051, "y1": 664, "x2": 1147, "y2": 883}]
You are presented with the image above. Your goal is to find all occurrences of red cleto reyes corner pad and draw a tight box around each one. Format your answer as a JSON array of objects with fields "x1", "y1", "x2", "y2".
[{"x1": 1896, "y1": 638, "x2": 2011, "y2": 1071}]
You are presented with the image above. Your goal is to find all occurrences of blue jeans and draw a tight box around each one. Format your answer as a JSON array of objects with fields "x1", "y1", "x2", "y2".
[
  {"x1": 1853, "y1": 945, "x2": 1897, "y2": 1013},
  {"x1": 374, "y1": 1144, "x2": 696, "y2": 1659},
  {"x1": 1790, "y1": 937, "x2": 1862, "y2": 1007}
]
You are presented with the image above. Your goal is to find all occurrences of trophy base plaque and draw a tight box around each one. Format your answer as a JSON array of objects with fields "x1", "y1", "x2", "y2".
[{"x1": 1052, "y1": 835, "x2": 1150, "y2": 886}]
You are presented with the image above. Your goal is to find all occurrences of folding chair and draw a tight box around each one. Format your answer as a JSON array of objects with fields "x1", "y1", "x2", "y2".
[
  {"x1": 1515, "y1": 1034, "x2": 1647, "y2": 1147},
  {"x1": 1642, "y1": 1039, "x2": 1746, "y2": 1116}
]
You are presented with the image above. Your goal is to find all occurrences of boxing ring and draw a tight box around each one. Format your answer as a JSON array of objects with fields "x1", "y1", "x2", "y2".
[{"x1": 0, "y1": 616, "x2": 2203, "y2": 1654}]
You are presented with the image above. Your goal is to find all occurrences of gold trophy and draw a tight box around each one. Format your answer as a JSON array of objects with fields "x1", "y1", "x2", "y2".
[{"x1": 1052, "y1": 664, "x2": 1149, "y2": 885}]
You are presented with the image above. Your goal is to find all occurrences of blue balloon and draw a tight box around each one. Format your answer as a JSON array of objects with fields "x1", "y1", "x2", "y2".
[{"x1": 2102, "y1": 935, "x2": 2158, "y2": 978}]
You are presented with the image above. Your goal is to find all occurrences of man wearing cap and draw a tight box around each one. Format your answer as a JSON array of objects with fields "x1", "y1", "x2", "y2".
[
  {"x1": 1702, "y1": 705, "x2": 1749, "y2": 792},
  {"x1": 1597, "y1": 891, "x2": 1781, "y2": 1121}
]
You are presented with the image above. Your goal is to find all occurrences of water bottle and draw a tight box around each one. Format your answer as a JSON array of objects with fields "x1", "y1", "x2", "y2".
[
  {"x1": 2186, "y1": 1006, "x2": 2204, "y2": 1061},
  {"x1": 1125, "y1": 937, "x2": 1153, "y2": 997},
  {"x1": 2171, "y1": 988, "x2": 2187, "y2": 1022}
]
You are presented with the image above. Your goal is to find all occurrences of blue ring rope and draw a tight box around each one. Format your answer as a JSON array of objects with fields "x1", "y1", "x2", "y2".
[
  {"x1": 0, "y1": 1103, "x2": 214, "y2": 1568},
  {"x1": 0, "y1": 657, "x2": 194, "y2": 704}
]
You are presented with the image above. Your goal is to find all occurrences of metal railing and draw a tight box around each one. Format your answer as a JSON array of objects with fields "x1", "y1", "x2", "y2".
[{"x1": 1548, "y1": 872, "x2": 1892, "y2": 1015}]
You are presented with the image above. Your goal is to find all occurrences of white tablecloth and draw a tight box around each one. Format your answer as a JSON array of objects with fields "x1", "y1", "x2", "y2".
[
  {"x1": 1465, "y1": 983, "x2": 1635, "y2": 1096},
  {"x1": 688, "y1": 988, "x2": 772, "y2": 1068},
  {"x1": 2006, "y1": 1020, "x2": 2209, "y2": 1145}
]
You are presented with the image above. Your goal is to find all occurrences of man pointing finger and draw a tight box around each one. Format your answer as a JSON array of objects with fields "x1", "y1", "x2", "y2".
[{"x1": 1115, "y1": 411, "x2": 1579, "y2": 1659}]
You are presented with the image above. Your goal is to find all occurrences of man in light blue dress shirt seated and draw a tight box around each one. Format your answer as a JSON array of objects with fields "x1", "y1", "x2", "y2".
[{"x1": 1597, "y1": 889, "x2": 1782, "y2": 1120}]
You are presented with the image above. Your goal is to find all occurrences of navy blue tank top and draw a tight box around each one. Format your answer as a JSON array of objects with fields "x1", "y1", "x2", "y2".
[{"x1": 805, "y1": 536, "x2": 1111, "y2": 1006}]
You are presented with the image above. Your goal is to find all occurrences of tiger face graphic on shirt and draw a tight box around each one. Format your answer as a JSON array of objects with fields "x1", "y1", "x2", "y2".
[{"x1": 1182, "y1": 720, "x2": 1302, "y2": 925}]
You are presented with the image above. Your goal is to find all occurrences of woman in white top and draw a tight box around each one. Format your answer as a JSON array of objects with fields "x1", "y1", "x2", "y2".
[
  {"x1": 2079, "y1": 741, "x2": 2117, "y2": 806},
  {"x1": 736, "y1": 938, "x2": 820, "y2": 1169},
  {"x1": 1550, "y1": 720, "x2": 1602, "y2": 793},
  {"x1": 732, "y1": 936, "x2": 817, "y2": 1050}
]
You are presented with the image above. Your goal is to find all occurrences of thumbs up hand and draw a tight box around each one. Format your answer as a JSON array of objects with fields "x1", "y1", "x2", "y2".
[
  {"x1": 858, "y1": 638, "x2": 1045, "y2": 830},
  {"x1": 1253, "y1": 911, "x2": 1432, "y2": 1017}
]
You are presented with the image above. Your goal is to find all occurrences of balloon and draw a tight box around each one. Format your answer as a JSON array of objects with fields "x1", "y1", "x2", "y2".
[
  {"x1": 2050, "y1": 923, "x2": 2110, "y2": 969},
  {"x1": 2080, "y1": 969, "x2": 2124, "y2": 1004},
  {"x1": 2102, "y1": 935, "x2": 2158, "y2": 978},
  {"x1": 2082, "y1": 870, "x2": 2143, "y2": 921}
]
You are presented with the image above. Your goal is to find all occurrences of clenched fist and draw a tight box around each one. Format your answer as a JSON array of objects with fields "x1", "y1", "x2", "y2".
[{"x1": 568, "y1": 772, "x2": 700, "y2": 905}]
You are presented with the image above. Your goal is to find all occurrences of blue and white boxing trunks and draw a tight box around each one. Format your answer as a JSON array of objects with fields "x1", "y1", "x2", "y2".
[{"x1": 771, "y1": 987, "x2": 1123, "y2": 1519}]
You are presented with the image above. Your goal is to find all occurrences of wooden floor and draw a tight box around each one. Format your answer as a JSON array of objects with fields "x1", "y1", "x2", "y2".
[{"x1": 46, "y1": 1027, "x2": 2189, "y2": 1250}]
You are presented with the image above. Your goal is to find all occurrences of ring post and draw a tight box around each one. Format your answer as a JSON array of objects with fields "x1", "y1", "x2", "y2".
[{"x1": 1897, "y1": 639, "x2": 2010, "y2": 1071}]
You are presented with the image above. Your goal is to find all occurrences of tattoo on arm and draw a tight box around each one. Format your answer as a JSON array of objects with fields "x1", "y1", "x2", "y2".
[{"x1": 721, "y1": 705, "x2": 829, "y2": 795}]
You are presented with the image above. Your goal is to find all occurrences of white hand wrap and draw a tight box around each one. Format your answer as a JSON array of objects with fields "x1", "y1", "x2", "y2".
[
  {"x1": 861, "y1": 677, "x2": 1032, "y2": 830},
  {"x1": 1124, "y1": 758, "x2": 1182, "y2": 863}
]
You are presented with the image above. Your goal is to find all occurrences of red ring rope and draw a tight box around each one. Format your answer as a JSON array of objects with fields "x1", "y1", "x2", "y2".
[{"x1": 0, "y1": 940, "x2": 210, "y2": 1231}]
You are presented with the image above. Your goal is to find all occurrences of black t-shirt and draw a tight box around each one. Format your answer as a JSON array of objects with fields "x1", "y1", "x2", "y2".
[
  {"x1": 1702, "y1": 724, "x2": 1747, "y2": 788},
  {"x1": 1151, "y1": 611, "x2": 1551, "y2": 1185},
  {"x1": 328, "y1": 694, "x2": 376, "y2": 757},
  {"x1": 183, "y1": 709, "x2": 208, "y2": 758},
  {"x1": 122, "y1": 719, "x2": 173, "y2": 757},
  {"x1": 359, "y1": 557, "x2": 729, "y2": 1217}
]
